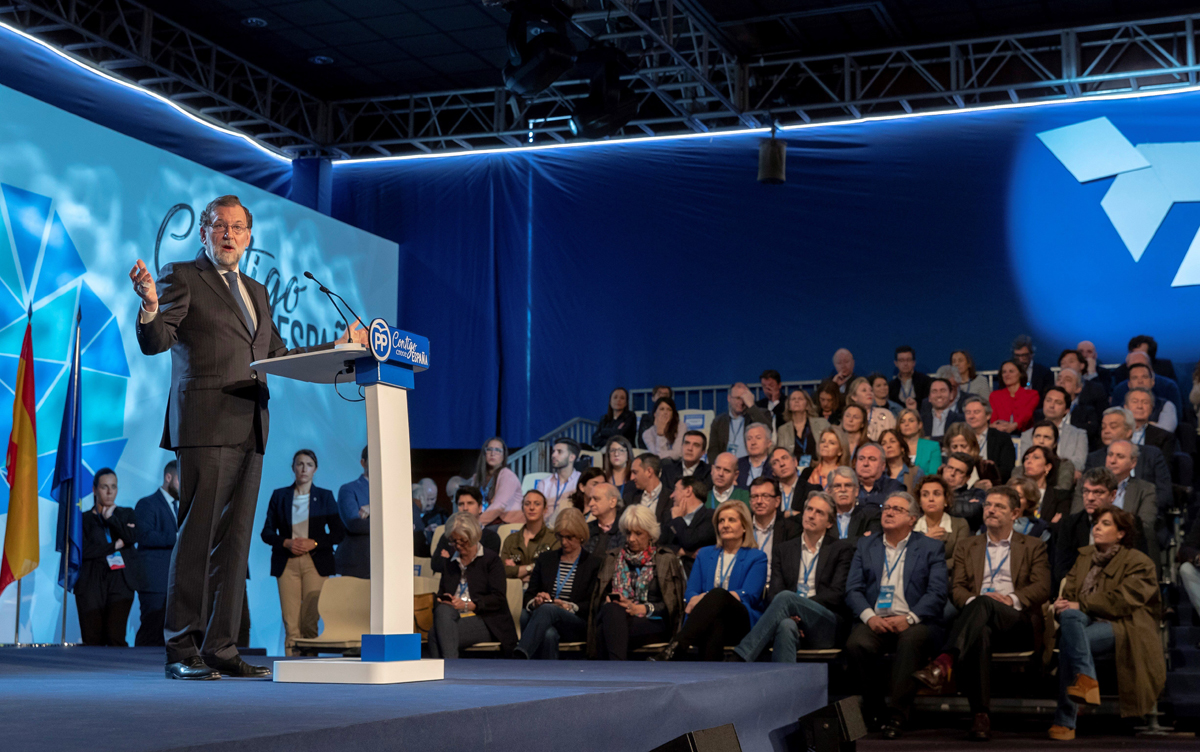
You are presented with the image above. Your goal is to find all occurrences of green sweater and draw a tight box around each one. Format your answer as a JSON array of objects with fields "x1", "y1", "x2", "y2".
[
  {"x1": 706, "y1": 487, "x2": 750, "y2": 509},
  {"x1": 499, "y1": 524, "x2": 559, "y2": 578}
]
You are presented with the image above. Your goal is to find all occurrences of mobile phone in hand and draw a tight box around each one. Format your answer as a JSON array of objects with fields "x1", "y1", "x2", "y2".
[{"x1": 607, "y1": 593, "x2": 621, "y2": 602}]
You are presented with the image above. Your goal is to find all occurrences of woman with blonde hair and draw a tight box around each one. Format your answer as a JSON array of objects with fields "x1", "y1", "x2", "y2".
[
  {"x1": 650, "y1": 500, "x2": 768, "y2": 662},
  {"x1": 798, "y1": 426, "x2": 851, "y2": 491},
  {"x1": 846, "y1": 376, "x2": 896, "y2": 441}
]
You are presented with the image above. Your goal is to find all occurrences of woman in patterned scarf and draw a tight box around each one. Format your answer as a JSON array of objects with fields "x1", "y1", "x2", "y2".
[{"x1": 587, "y1": 505, "x2": 685, "y2": 660}]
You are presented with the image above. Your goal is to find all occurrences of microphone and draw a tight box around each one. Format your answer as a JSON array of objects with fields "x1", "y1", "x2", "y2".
[{"x1": 304, "y1": 271, "x2": 365, "y2": 337}]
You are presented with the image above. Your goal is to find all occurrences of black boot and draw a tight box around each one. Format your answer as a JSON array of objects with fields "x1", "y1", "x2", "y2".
[{"x1": 649, "y1": 640, "x2": 680, "y2": 662}]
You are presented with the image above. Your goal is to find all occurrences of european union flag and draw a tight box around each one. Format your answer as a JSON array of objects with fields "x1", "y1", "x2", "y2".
[{"x1": 52, "y1": 310, "x2": 84, "y2": 591}]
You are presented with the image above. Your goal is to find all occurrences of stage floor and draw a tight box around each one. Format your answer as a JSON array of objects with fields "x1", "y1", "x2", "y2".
[{"x1": 0, "y1": 647, "x2": 826, "y2": 752}]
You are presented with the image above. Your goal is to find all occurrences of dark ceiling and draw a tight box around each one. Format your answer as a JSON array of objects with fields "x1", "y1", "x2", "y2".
[{"x1": 141, "y1": 0, "x2": 1199, "y2": 102}]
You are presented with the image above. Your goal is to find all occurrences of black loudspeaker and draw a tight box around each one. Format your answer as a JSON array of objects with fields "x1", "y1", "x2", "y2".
[
  {"x1": 650, "y1": 723, "x2": 742, "y2": 752},
  {"x1": 798, "y1": 696, "x2": 868, "y2": 752}
]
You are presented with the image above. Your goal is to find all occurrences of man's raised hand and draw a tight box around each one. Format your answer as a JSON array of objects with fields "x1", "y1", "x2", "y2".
[{"x1": 129, "y1": 260, "x2": 158, "y2": 310}]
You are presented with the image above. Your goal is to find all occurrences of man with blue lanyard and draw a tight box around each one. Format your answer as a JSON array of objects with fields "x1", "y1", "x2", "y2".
[
  {"x1": 534, "y1": 438, "x2": 581, "y2": 524},
  {"x1": 736, "y1": 423, "x2": 774, "y2": 489},
  {"x1": 709, "y1": 383, "x2": 771, "y2": 459},
  {"x1": 729, "y1": 493, "x2": 852, "y2": 661},
  {"x1": 768, "y1": 447, "x2": 802, "y2": 515},
  {"x1": 844, "y1": 491, "x2": 947, "y2": 740},
  {"x1": 913, "y1": 486, "x2": 1050, "y2": 742}
]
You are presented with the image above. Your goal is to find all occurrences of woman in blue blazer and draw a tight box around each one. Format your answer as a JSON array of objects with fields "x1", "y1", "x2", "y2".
[
  {"x1": 651, "y1": 499, "x2": 767, "y2": 661},
  {"x1": 899, "y1": 409, "x2": 943, "y2": 476},
  {"x1": 260, "y1": 449, "x2": 345, "y2": 655}
]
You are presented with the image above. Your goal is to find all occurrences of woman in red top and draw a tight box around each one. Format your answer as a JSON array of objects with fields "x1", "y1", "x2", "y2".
[{"x1": 989, "y1": 359, "x2": 1039, "y2": 434}]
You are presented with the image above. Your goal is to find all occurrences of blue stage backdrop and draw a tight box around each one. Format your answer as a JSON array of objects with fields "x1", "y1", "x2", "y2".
[
  {"x1": 334, "y1": 88, "x2": 1200, "y2": 448},
  {"x1": 0, "y1": 81, "x2": 399, "y2": 650}
]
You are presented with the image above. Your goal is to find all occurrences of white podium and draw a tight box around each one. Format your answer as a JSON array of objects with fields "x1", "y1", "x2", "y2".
[{"x1": 252, "y1": 329, "x2": 443, "y2": 684}]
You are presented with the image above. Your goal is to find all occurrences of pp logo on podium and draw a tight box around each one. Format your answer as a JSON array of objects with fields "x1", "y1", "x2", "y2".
[{"x1": 369, "y1": 318, "x2": 392, "y2": 362}]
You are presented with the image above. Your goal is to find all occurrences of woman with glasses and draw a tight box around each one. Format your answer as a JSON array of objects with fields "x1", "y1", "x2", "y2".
[
  {"x1": 500, "y1": 490, "x2": 559, "y2": 582},
  {"x1": 602, "y1": 435, "x2": 637, "y2": 506},
  {"x1": 515, "y1": 508, "x2": 601, "y2": 659},
  {"x1": 474, "y1": 437, "x2": 523, "y2": 526},
  {"x1": 428, "y1": 512, "x2": 517, "y2": 658}
]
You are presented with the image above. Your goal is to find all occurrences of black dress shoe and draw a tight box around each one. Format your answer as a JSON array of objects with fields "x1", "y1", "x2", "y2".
[
  {"x1": 203, "y1": 654, "x2": 272, "y2": 678},
  {"x1": 914, "y1": 659, "x2": 949, "y2": 693},
  {"x1": 648, "y1": 640, "x2": 679, "y2": 662},
  {"x1": 969, "y1": 712, "x2": 991, "y2": 742},
  {"x1": 880, "y1": 717, "x2": 904, "y2": 740},
  {"x1": 166, "y1": 656, "x2": 221, "y2": 681}
]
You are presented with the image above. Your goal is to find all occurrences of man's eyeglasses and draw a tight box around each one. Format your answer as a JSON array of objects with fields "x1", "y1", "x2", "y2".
[
  {"x1": 554, "y1": 533, "x2": 579, "y2": 543},
  {"x1": 748, "y1": 493, "x2": 778, "y2": 501},
  {"x1": 208, "y1": 221, "x2": 249, "y2": 236},
  {"x1": 881, "y1": 504, "x2": 910, "y2": 514}
]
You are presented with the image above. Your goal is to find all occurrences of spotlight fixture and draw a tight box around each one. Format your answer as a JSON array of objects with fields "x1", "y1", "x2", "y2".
[
  {"x1": 758, "y1": 126, "x2": 786, "y2": 184},
  {"x1": 241, "y1": 17, "x2": 268, "y2": 29},
  {"x1": 502, "y1": 0, "x2": 578, "y2": 97},
  {"x1": 569, "y1": 46, "x2": 638, "y2": 139},
  {"x1": 309, "y1": 55, "x2": 335, "y2": 65}
]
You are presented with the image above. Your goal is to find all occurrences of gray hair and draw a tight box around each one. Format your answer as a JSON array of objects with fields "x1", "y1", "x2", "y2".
[
  {"x1": 1058, "y1": 367, "x2": 1081, "y2": 384},
  {"x1": 829, "y1": 465, "x2": 859, "y2": 491},
  {"x1": 961, "y1": 394, "x2": 992, "y2": 417},
  {"x1": 1102, "y1": 407, "x2": 1136, "y2": 433},
  {"x1": 1109, "y1": 439, "x2": 1140, "y2": 462},
  {"x1": 199, "y1": 195, "x2": 253, "y2": 229},
  {"x1": 619, "y1": 504, "x2": 661, "y2": 544},
  {"x1": 1124, "y1": 387, "x2": 1155, "y2": 405},
  {"x1": 886, "y1": 490, "x2": 921, "y2": 517},
  {"x1": 445, "y1": 512, "x2": 482, "y2": 549},
  {"x1": 745, "y1": 422, "x2": 771, "y2": 440}
]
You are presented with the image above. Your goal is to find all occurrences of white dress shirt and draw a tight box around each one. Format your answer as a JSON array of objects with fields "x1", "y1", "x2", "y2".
[
  {"x1": 966, "y1": 530, "x2": 1022, "y2": 610},
  {"x1": 139, "y1": 248, "x2": 258, "y2": 330},
  {"x1": 291, "y1": 492, "x2": 310, "y2": 540},
  {"x1": 753, "y1": 518, "x2": 776, "y2": 570},
  {"x1": 798, "y1": 536, "x2": 823, "y2": 595},
  {"x1": 638, "y1": 482, "x2": 663, "y2": 517},
  {"x1": 860, "y1": 533, "x2": 915, "y2": 622}
]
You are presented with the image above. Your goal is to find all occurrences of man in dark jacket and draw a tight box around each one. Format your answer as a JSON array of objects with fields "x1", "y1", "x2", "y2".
[
  {"x1": 134, "y1": 461, "x2": 180, "y2": 647},
  {"x1": 730, "y1": 492, "x2": 853, "y2": 661},
  {"x1": 889, "y1": 346, "x2": 932, "y2": 410},
  {"x1": 335, "y1": 446, "x2": 371, "y2": 579},
  {"x1": 662, "y1": 476, "x2": 716, "y2": 575},
  {"x1": 431, "y1": 487, "x2": 501, "y2": 573}
]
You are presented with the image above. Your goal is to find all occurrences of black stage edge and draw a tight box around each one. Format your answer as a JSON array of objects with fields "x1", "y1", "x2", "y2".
[{"x1": 0, "y1": 647, "x2": 827, "y2": 752}]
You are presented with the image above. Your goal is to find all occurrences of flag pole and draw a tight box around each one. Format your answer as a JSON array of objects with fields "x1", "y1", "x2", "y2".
[
  {"x1": 59, "y1": 310, "x2": 81, "y2": 647},
  {"x1": 12, "y1": 579, "x2": 19, "y2": 645}
]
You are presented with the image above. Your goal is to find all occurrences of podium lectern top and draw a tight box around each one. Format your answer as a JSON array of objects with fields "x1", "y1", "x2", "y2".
[{"x1": 251, "y1": 343, "x2": 369, "y2": 384}]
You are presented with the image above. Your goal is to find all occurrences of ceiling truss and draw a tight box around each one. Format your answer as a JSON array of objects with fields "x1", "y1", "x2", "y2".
[{"x1": 1, "y1": 1, "x2": 1197, "y2": 160}]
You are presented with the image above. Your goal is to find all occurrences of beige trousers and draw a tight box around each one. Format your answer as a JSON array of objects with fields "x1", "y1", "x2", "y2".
[{"x1": 277, "y1": 553, "x2": 326, "y2": 655}]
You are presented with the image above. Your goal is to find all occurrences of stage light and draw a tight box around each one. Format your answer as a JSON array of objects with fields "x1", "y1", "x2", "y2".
[
  {"x1": 757, "y1": 134, "x2": 786, "y2": 184},
  {"x1": 569, "y1": 46, "x2": 638, "y2": 139},
  {"x1": 502, "y1": 0, "x2": 578, "y2": 97}
]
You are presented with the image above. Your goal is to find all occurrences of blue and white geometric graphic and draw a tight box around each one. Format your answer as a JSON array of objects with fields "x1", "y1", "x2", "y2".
[
  {"x1": 0, "y1": 183, "x2": 129, "y2": 515},
  {"x1": 1038, "y1": 116, "x2": 1200, "y2": 287}
]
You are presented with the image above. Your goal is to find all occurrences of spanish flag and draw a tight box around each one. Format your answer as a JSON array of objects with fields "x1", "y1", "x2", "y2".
[{"x1": 1, "y1": 311, "x2": 38, "y2": 594}]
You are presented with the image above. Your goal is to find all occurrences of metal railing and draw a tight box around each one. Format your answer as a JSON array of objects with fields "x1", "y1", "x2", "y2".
[
  {"x1": 506, "y1": 417, "x2": 598, "y2": 476},
  {"x1": 629, "y1": 371, "x2": 1008, "y2": 414}
]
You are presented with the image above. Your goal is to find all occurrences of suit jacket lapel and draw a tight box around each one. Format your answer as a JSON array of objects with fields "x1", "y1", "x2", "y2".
[
  {"x1": 972, "y1": 537, "x2": 987, "y2": 592},
  {"x1": 901, "y1": 535, "x2": 917, "y2": 591},
  {"x1": 1011, "y1": 534, "x2": 1027, "y2": 586},
  {"x1": 195, "y1": 250, "x2": 253, "y2": 339}
]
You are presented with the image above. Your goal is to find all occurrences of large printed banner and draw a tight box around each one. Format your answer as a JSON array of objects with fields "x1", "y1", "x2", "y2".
[{"x1": 0, "y1": 82, "x2": 398, "y2": 649}]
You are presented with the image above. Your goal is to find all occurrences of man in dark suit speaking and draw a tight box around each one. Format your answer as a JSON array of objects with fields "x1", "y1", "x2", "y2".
[{"x1": 130, "y1": 195, "x2": 363, "y2": 680}]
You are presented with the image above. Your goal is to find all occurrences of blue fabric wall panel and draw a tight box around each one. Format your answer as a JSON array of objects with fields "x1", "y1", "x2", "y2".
[{"x1": 334, "y1": 90, "x2": 1200, "y2": 448}]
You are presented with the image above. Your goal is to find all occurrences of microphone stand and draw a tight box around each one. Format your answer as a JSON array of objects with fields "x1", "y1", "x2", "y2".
[{"x1": 304, "y1": 271, "x2": 364, "y2": 339}]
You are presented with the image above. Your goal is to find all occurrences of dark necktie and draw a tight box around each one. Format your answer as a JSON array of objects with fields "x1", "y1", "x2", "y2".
[
  {"x1": 222, "y1": 271, "x2": 256, "y2": 336},
  {"x1": 172, "y1": 499, "x2": 179, "y2": 521}
]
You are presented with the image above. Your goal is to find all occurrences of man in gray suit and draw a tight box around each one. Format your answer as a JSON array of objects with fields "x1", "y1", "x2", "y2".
[
  {"x1": 130, "y1": 195, "x2": 362, "y2": 680},
  {"x1": 1071, "y1": 439, "x2": 1159, "y2": 563}
]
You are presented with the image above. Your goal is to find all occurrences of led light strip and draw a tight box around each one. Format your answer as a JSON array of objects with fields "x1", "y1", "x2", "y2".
[
  {"x1": 0, "y1": 20, "x2": 293, "y2": 164},
  {"x1": 336, "y1": 82, "x2": 1200, "y2": 166}
]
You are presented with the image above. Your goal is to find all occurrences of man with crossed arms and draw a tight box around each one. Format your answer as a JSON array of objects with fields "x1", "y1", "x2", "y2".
[{"x1": 729, "y1": 492, "x2": 852, "y2": 661}]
